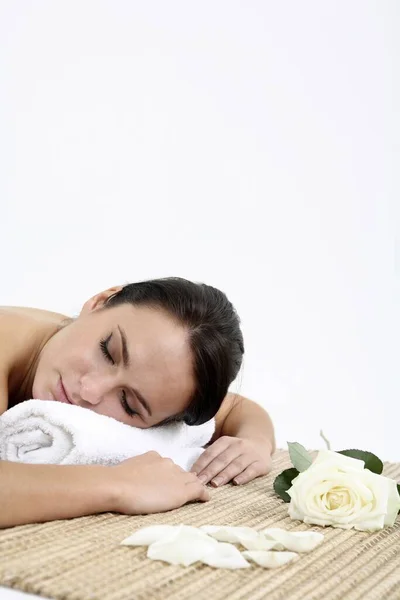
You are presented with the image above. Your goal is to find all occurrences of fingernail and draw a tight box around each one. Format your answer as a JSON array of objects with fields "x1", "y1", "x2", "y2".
[
  {"x1": 211, "y1": 477, "x2": 222, "y2": 487},
  {"x1": 233, "y1": 478, "x2": 240, "y2": 485},
  {"x1": 198, "y1": 474, "x2": 207, "y2": 484}
]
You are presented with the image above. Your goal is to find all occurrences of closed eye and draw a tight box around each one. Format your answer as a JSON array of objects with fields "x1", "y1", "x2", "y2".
[
  {"x1": 120, "y1": 390, "x2": 139, "y2": 418},
  {"x1": 100, "y1": 334, "x2": 140, "y2": 419},
  {"x1": 100, "y1": 334, "x2": 114, "y2": 365}
]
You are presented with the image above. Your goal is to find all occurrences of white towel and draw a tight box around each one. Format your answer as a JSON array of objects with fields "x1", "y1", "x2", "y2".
[{"x1": 0, "y1": 400, "x2": 215, "y2": 471}]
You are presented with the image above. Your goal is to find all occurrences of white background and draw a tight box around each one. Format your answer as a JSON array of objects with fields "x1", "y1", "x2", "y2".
[{"x1": 1, "y1": 0, "x2": 399, "y2": 495}]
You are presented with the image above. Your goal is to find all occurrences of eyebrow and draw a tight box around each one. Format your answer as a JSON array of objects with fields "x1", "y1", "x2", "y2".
[{"x1": 117, "y1": 325, "x2": 153, "y2": 417}]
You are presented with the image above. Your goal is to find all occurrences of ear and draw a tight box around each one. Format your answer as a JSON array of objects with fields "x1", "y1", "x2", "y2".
[{"x1": 80, "y1": 285, "x2": 124, "y2": 314}]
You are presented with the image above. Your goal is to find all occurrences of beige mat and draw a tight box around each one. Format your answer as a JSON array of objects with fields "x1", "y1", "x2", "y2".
[{"x1": 1, "y1": 450, "x2": 399, "y2": 600}]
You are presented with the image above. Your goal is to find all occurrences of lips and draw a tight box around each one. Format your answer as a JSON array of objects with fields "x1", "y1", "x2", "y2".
[{"x1": 56, "y1": 377, "x2": 72, "y2": 404}]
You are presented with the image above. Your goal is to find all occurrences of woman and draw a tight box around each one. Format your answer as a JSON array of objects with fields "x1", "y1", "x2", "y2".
[{"x1": 0, "y1": 277, "x2": 275, "y2": 528}]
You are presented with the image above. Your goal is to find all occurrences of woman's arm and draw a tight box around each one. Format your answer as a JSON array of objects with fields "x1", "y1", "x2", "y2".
[
  {"x1": 191, "y1": 393, "x2": 276, "y2": 487},
  {"x1": 0, "y1": 460, "x2": 115, "y2": 528},
  {"x1": 0, "y1": 454, "x2": 208, "y2": 529},
  {"x1": 213, "y1": 393, "x2": 276, "y2": 452}
]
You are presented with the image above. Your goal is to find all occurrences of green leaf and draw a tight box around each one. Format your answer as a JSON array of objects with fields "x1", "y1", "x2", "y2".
[
  {"x1": 287, "y1": 442, "x2": 313, "y2": 472},
  {"x1": 337, "y1": 449, "x2": 383, "y2": 474},
  {"x1": 273, "y1": 467, "x2": 299, "y2": 502}
]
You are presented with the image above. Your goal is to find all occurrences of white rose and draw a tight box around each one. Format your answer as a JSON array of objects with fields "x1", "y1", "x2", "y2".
[{"x1": 288, "y1": 450, "x2": 400, "y2": 532}]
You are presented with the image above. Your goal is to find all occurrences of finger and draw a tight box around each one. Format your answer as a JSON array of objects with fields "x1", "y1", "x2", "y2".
[
  {"x1": 185, "y1": 480, "x2": 210, "y2": 502},
  {"x1": 195, "y1": 447, "x2": 246, "y2": 484},
  {"x1": 184, "y1": 471, "x2": 204, "y2": 485},
  {"x1": 232, "y1": 461, "x2": 265, "y2": 485},
  {"x1": 198, "y1": 452, "x2": 250, "y2": 485},
  {"x1": 209, "y1": 457, "x2": 256, "y2": 487},
  {"x1": 190, "y1": 437, "x2": 233, "y2": 475}
]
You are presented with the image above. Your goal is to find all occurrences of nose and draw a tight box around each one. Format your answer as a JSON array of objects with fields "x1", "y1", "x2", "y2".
[{"x1": 79, "y1": 373, "x2": 113, "y2": 406}]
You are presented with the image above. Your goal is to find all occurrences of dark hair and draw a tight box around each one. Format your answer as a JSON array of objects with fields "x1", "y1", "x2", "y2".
[{"x1": 104, "y1": 277, "x2": 244, "y2": 425}]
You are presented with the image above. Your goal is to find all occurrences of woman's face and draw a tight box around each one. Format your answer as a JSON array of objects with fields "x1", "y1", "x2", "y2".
[{"x1": 32, "y1": 294, "x2": 195, "y2": 428}]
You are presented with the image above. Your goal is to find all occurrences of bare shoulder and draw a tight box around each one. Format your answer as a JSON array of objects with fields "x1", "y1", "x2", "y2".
[
  {"x1": 0, "y1": 306, "x2": 68, "y2": 413},
  {"x1": 0, "y1": 305, "x2": 68, "y2": 323},
  {"x1": 0, "y1": 306, "x2": 67, "y2": 353}
]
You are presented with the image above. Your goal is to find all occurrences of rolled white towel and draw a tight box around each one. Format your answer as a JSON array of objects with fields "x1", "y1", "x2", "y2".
[{"x1": 0, "y1": 399, "x2": 215, "y2": 471}]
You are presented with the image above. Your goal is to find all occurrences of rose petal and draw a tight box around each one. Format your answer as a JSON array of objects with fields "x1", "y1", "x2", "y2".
[
  {"x1": 121, "y1": 525, "x2": 177, "y2": 546},
  {"x1": 237, "y1": 532, "x2": 281, "y2": 551},
  {"x1": 201, "y1": 543, "x2": 251, "y2": 569},
  {"x1": 312, "y1": 450, "x2": 365, "y2": 471},
  {"x1": 200, "y1": 525, "x2": 280, "y2": 550},
  {"x1": 262, "y1": 529, "x2": 324, "y2": 553},
  {"x1": 200, "y1": 525, "x2": 256, "y2": 543},
  {"x1": 147, "y1": 525, "x2": 219, "y2": 566},
  {"x1": 243, "y1": 550, "x2": 298, "y2": 568}
]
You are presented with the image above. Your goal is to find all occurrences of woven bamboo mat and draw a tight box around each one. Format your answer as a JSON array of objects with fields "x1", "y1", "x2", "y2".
[{"x1": 1, "y1": 450, "x2": 399, "y2": 600}]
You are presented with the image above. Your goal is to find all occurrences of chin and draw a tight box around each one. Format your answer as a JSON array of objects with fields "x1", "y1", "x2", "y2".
[{"x1": 32, "y1": 382, "x2": 50, "y2": 401}]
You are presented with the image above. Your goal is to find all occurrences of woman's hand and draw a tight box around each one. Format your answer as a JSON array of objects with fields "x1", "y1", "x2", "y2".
[
  {"x1": 190, "y1": 436, "x2": 273, "y2": 487},
  {"x1": 110, "y1": 451, "x2": 210, "y2": 514}
]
